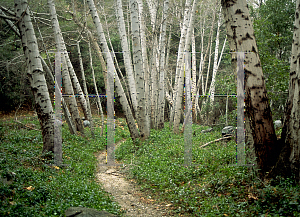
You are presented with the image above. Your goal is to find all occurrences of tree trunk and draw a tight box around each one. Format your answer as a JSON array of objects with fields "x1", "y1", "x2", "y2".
[
  {"x1": 157, "y1": 0, "x2": 169, "y2": 129},
  {"x1": 88, "y1": 41, "x2": 104, "y2": 137},
  {"x1": 221, "y1": 0, "x2": 278, "y2": 178},
  {"x1": 40, "y1": 56, "x2": 77, "y2": 135},
  {"x1": 87, "y1": 0, "x2": 140, "y2": 140},
  {"x1": 208, "y1": 6, "x2": 222, "y2": 105},
  {"x1": 48, "y1": 0, "x2": 89, "y2": 123},
  {"x1": 48, "y1": 0, "x2": 85, "y2": 134},
  {"x1": 172, "y1": 0, "x2": 192, "y2": 133},
  {"x1": 115, "y1": 0, "x2": 138, "y2": 113},
  {"x1": 77, "y1": 41, "x2": 94, "y2": 136},
  {"x1": 15, "y1": 0, "x2": 54, "y2": 153},
  {"x1": 130, "y1": 0, "x2": 148, "y2": 139},
  {"x1": 271, "y1": 0, "x2": 300, "y2": 181},
  {"x1": 137, "y1": 0, "x2": 150, "y2": 136}
]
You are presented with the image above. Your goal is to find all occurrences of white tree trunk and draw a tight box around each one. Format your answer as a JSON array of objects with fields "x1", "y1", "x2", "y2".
[
  {"x1": 130, "y1": 0, "x2": 147, "y2": 139},
  {"x1": 87, "y1": 0, "x2": 140, "y2": 140},
  {"x1": 137, "y1": 0, "x2": 150, "y2": 136},
  {"x1": 115, "y1": 0, "x2": 138, "y2": 113},
  {"x1": 48, "y1": 0, "x2": 85, "y2": 134},
  {"x1": 88, "y1": 41, "x2": 105, "y2": 137},
  {"x1": 48, "y1": 0, "x2": 89, "y2": 121},
  {"x1": 77, "y1": 41, "x2": 94, "y2": 136},
  {"x1": 222, "y1": 0, "x2": 277, "y2": 177},
  {"x1": 15, "y1": 0, "x2": 54, "y2": 153},
  {"x1": 157, "y1": 0, "x2": 169, "y2": 129},
  {"x1": 173, "y1": 0, "x2": 194, "y2": 133},
  {"x1": 278, "y1": 0, "x2": 300, "y2": 181},
  {"x1": 40, "y1": 56, "x2": 77, "y2": 135},
  {"x1": 209, "y1": 6, "x2": 222, "y2": 105}
]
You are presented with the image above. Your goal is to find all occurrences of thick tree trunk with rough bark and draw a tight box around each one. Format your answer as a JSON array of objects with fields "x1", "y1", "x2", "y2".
[
  {"x1": 15, "y1": 0, "x2": 54, "y2": 153},
  {"x1": 221, "y1": 0, "x2": 278, "y2": 178}
]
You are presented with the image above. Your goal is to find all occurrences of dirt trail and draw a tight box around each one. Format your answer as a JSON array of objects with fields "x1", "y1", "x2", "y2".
[{"x1": 96, "y1": 140, "x2": 173, "y2": 217}]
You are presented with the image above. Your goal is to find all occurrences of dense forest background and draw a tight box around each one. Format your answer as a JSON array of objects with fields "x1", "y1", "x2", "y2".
[{"x1": 0, "y1": 0, "x2": 294, "y2": 122}]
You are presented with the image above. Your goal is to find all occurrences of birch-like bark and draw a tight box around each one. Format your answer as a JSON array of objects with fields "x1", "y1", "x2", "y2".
[
  {"x1": 15, "y1": 0, "x2": 54, "y2": 153},
  {"x1": 208, "y1": 6, "x2": 222, "y2": 105},
  {"x1": 77, "y1": 41, "x2": 94, "y2": 136},
  {"x1": 170, "y1": 0, "x2": 192, "y2": 130},
  {"x1": 70, "y1": 12, "x2": 107, "y2": 89},
  {"x1": 40, "y1": 56, "x2": 77, "y2": 135},
  {"x1": 222, "y1": 0, "x2": 277, "y2": 177},
  {"x1": 146, "y1": 0, "x2": 158, "y2": 31},
  {"x1": 192, "y1": 5, "x2": 216, "y2": 123},
  {"x1": 48, "y1": 0, "x2": 89, "y2": 122},
  {"x1": 275, "y1": 0, "x2": 300, "y2": 181},
  {"x1": 137, "y1": 0, "x2": 150, "y2": 136},
  {"x1": 157, "y1": 0, "x2": 169, "y2": 129},
  {"x1": 173, "y1": 0, "x2": 195, "y2": 133},
  {"x1": 115, "y1": 0, "x2": 138, "y2": 113},
  {"x1": 191, "y1": 29, "x2": 197, "y2": 121},
  {"x1": 87, "y1": 0, "x2": 140, "y2": 140},
  {"x1": 88, "y1": 41, "x2": 104, "y2": 137},
  {"x1": 130, "y1": 0, "x2": 147, "y2": 139}
]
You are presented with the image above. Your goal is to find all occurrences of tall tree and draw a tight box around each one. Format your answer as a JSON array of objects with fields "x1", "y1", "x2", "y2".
[
  {"x1": 48, "y1": 0, "x2": 85, "y2": 134},
  {"x1": 86, "y1": 0, "x2": 140, "y2": 140},
  {"x1": 157, "y1": 0, "x2": 170, "y2": 129},
  {"x1": 130, "y1": 0, "x2": 147, "y2": 139},
  {"x1": 15, "y1": 0, "x2": 54, "y2": 153},
  {"x1": 172, "y1": 0, "x2": 192, "y2": 133},
  {"x1": 272, "y1": 0, "x2": 300, "y2": 181},
  {"x1": 221, "y1": 0, "x2": 278, "y2": 178}
]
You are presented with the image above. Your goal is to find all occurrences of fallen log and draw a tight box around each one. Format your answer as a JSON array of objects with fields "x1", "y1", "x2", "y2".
[{"x1": 200, "y1": 135, "x2": 233, "y2": 148}]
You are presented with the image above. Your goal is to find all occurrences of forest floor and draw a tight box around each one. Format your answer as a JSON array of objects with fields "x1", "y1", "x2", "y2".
[{"x1": 96, "y1": 139, "x2": 174, "y2": 217}]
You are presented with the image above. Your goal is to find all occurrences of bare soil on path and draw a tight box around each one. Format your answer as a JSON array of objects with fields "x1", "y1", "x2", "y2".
[{"x1": 95, "y1": 140, "x2": 175, "y2": 217}]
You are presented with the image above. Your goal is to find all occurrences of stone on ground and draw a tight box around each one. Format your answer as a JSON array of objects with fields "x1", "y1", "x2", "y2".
[{"x1": 65, "y1": 207, "x2": 117, "y2": 217}]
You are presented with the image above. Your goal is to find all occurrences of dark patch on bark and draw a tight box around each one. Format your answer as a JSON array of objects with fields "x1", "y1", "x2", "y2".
[
  {"x1": 296, "y1": 12, "x2": 299, "y2": 19},
  {"x1": 235, "y1": 9, "x2": 242, "y2": 14},
  {"x1": 244, "y1": 68, "x2": 255, "y2": 77},
  {"x1": 251, "y1": 46, "x2": 257, "y2": 53},
  {"x1": 254, "y1": 62, "x2": 260, "y2": 67},
  {"x1": 242, "y1": 33, "x2": 253, "y2": 41}
]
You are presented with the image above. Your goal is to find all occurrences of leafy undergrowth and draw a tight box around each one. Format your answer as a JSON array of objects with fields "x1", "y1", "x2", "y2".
[
  {"x1": 116, "y1": 122, "x2": 300, "y2": 217},
  {"x1": 0, "y1": 115, "x2": 127, "y2": 216}
]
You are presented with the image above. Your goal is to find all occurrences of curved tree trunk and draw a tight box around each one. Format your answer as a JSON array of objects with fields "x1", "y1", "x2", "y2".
[
  {"x1": 48, "y1": 0, "x2": 89, "y2": 124},
  {"x1": 87, "y1": 0, "x2": 140, "y2": 140},
  {"x1": 48, "y1": 0, "x2": 84, "y2": 134},
  {"x1": 15, "y1": 0, "x2": 54, "y2": 153},
  {"x1": 221, "y1": 0, "x2": 278, "y2": 178}
]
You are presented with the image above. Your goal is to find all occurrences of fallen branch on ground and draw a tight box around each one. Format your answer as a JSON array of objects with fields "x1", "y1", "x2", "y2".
[
  {"x1": 200, "y1": 135, "x2": 233, "y2": 148},
  {"x1": 14, "y1": 120, "x2": 41, "y2": 131}
]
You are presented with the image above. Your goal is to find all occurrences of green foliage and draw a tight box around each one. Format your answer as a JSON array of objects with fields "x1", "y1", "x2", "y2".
[
  {"x1": 116, "y1": 121, "x2": 300, "y2": 216},
  {"x1": 251, "y1": 0, "x2": 295, "y2": 120},
  {"x1": 0, "y1": 116, "x2": 123, "y2": 216}
]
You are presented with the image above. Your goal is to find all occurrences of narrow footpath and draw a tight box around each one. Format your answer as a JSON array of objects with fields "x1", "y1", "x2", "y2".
[{"x1": 96, "y1": 140, "x2": 174, "y2": 217}]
